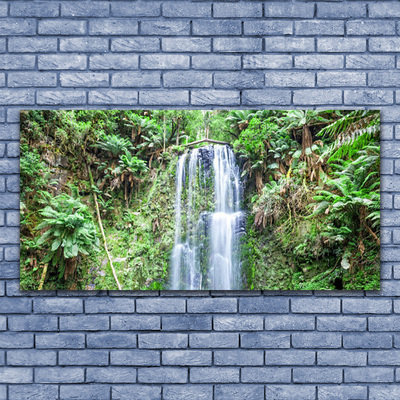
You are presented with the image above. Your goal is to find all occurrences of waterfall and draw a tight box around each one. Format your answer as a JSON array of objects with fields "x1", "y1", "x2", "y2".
[{"x1": 170, "y1": 145, "x2": 245, "y2": 290}]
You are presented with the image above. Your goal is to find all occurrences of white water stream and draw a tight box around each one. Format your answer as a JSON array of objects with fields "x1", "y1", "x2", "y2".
[{"x1": 170, "y1": 145, "x2": 244, "y2": 290}]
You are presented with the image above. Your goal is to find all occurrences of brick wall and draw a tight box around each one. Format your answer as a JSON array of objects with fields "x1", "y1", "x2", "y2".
[{"x1": 0, "y1": 1, "x2": 399, "y2": 399}]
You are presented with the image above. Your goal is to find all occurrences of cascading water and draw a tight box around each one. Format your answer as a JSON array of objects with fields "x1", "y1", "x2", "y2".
[{"x1": 170, "y1": 145, "x2": 245, "y2": 290}]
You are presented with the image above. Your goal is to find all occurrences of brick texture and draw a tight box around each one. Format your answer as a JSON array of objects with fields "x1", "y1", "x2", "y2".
[{"x1": 0, "y1": 1, "x2": 397, "y2": 398}]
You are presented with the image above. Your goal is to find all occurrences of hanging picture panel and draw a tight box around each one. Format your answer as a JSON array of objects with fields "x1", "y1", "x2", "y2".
[{"x1": 20, "y1": 110, "x2": 381, "y2": 290}]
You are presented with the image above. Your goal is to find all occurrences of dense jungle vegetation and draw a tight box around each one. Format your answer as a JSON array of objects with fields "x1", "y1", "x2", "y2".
[{"x1": 20, "y1": 109, "x2": 380, "y2": 290}]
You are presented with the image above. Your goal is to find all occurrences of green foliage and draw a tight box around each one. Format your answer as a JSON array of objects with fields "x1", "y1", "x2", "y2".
[
  {"x1": 96, "y1": 133, "x2": 134, "y2": 157},
  {"x1": 36, "y1": 191, "x2": 99, "y2": 279}
]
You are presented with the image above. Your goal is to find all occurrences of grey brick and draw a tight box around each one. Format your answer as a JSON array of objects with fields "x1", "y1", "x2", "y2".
[
  {"x1": 162, "y1": 350, "x2": 211, "y2": 366},
  {"x1": 214, "y1": 38, "x2": 262, "y2": 53},
  {"x1": 0, "y1": 367, "x2": 32, "y2": 383},
  {"x1": 62, "y1": 2, "x2": 109, "y2": 17},
  {"x1": 141, "y1": 21, "x2": 189, "y2": 36},
  {"x1": 343, "y1": 299, "x2": 391, "y2": 314},
  {"x1": 187, "y1": 298, "x2": 237, "y2": 313},
  {"x1": 6, "y1": 143, "x2": 19, "y2": 158},
  {"x1": 347, "y1": 20, "x2": 395, "y2": 36},
  {"x1": 370, "y1": 38, "x2": 400, "y2": 53},
  {"x1": 0, "y1": 263, "x2": 20, "y2": 279},
  {"x1": 318, "y1": 72, "x2": 366, "y2": 87},
  {"x1": 90, "y1": 19, "x2": 138, "y2": 35},
  {"x1": 0, "y1": 19, "x2": 36, "y2": 36},
  {"x1": 60, "y1": 38, "x2": 108, "y2": 52},
  {"x1": 138, "y1": 367, "x2": 187, "y2": 383},
  {"x1": 112, "y1": 385, "x2": 161, "y2": 400},
  {"x1": 265, "y1": 2, "x2": 314, "y2": 18},
  {"x1": 318, "y1": 350, "x2": 366, "y2": 366},
  {"x1": 163, "y1": 385, "x2": 212, "y2": 400},
  {"x1": 295, "y1": 55, "x2": 344, "y2": 69},
  {"x1": 11, "y1": 2, "x2": 59, "y2": 17},
  {"x1": 37, "y1": 90, "x2": 86, "y2": 105},
  {"x1": 265, "y1": 72, "x2": 315, "y2": 88},
  {"x1": 111, "y1": 2, "x2": 160, "y2": 17},
  {"x1": 242, "y1": 367, "x2": 291, "y2": 383},
  {"x1": 9, "y1": 72, "x2": 56, "y2": 88},
  {"x1": 343, "y1": 333, "x2": 392, "y2": 349},
  {"x1": 9, "y1": 37, "x2": 57, "y2": 53},
  {"x1": 295, "y1": 20, "x2": 344, "y2": 36},
  {"x1": 87, "y1": 332, "x2": 137, "y2": 348},
  {"x1": 8, "y1": 315, "x2": 57, "y2": 331},
  {"x1": 60, "y1": 315, "x2": 109, "y2": 330},
  {"x1": 34, "y1": 298, "x2": 82, "y2": 314},
  {"x1": 239, "y1": 297, "x2": 289, "y2": 313},
  {"x1": 60, "y1": 72, "x2": 109, "y2": 88},
  {"x1": 7, "y1": 349, "x2": 56, "y2": 366},
  {"x1": 346, "y1": 55, "x2": 395, "y2": 69},
  {"x1": 242, "y1": 89, "x2": 291, "y2": 106},
  {"x1": 292, "y1": 333, "x2": 341, "y2": 349},
  {"x1": 111, "y1": 315, "x2": 160, "y2": 330},
  {"x1": 265, "y1": 385, "x2": 315, "y2": 400},
  {"x1": 162, "y1": 38, "x2": 211, "y2": 52},
  {"x1": 0, "y1": 316, "x2": 4, "y2": 330},
  {"x1": 294, "y1": 89, "x2": 342, "y2": 105},
  {"x1": 369, "y1": 316, "x2": 400, "y2": 331},
  {"x1": 370, "y1": 71, "x2": 400, "y2": 87},
  {"x1": 189, "y1": 332, "x2": 238, "y2": 348},
  {"x1": 86, "y1": 367, "x2": 136, "y2": 383},
  {"x1": 0, "y1": 3, "x2": 6, "y2": 17},
  {"x1": 265, "y1": 315, "x2": 314, "y2": 331},
  {"x1": 369, "y1": 350, "x2": 400, "y2": 366},
  {"x1": 85, "y1": 298, "x2": 135, "y2": 313},
  {"x1": 370, "y1": 2, "x2": 400, "y2": 18},
  {"x1": 60, "y1": 385, "x2": 110, "y2": 400},
  {"x1": 141, "y1": 55, "x2": 189, "y2": 70},
  {"x1": 345, "y1": 367, "x2": 393, "y2": 383},
  {"x1": 39, "y1": 19, "x2": 85, "y2": 35},
  {"x1": 264, "y1": 37, "x2": 314, "y2": 53},
  {"x1": 110, "y1": 350, "x2": 159, "y2": 366},
  {"x1": 191, "y1": 90, "x2": 240, "y2": 106},
  {"x1": 317, "y1": 316, "x2": 366, "y2": 331},
  {"x1": 318, "y1": 38, "x2": 366, "y2": 53},
  {"x1": 190, "y1": 367, "x2": 239, "y2": 383},
  {"x1": 193, "y1": 20, "x2": 241, "y2": 36},
  {"x1": 89, "y1": 90, "x2": 138, "y2": 105},
  {"x1": 293, "y1": 367, "x2": 342, "y2": 383},
  {"x1": 265, "y1": 350, "x2": 315, "y2": 365},
  {"x1": 244, "y1": 21, "x2": 292, "y2": 36},
  {"x1": 140, "y1": 90, "x2": 188, "y2": 105},
  {"x1": 163, "y1": 2, "x2": 210, "y2": 18},
  {"x1": 111, "y1": 38, "x2": 160, "y2": 52},
  {"x1": 0, "y1": 297, "x2": 31, "y2": 313},
  {"x1": 213, "y1": 3, "x2": 262, "y2": 18},
  {"x1": 214, "y1": 315, "x2": 263, "y2": 331},
  {"x1": 344, "y1": 90, "x2": 393, "y2": 106},
  {"x1": 318, "y1": 3, "x2": 366, "y2": 18},
  {"x1": 215, "y1": 384, "x2": 264, "y2": 400},
  {"x1": 192, "y1": 55, "x2": 241, "y2": 70},
  {"x1": 139, "y1": 333, "x2": 187, "y2": 349},
  {"x1": 371, "y1": 386, "x2": 400, "y2": 400},
  {"x1": 9, "y1": 385, "x2": 58, "y2": 400},
  {"x1": 292, "y1": 298, "x2": 340, "y2": 313},
  {"x1": 38, "y1": 54, "x2": 86, "y2": 70},
  {"x1": 0, "y1": 194, "x2": 19, "y2": 209},
  {"x1": 6, "y1": 175, "x2": 20, "y2": 189},
  {"x1": 59, "y1": 350, "x2": 109, "y2": 366},
  {"x1": 35, "y1": 367, "x2": 84, "y2": 383},
  {"x1": 318, "y1": 385, "x2": 367, "y2": 400},
  {"x1": 0, "y1": 55, "x2": 35, "y2": 70},
  {"x1": 162, "y1": 315, "x2": 211, "y2": 331},
  {"x1": 241, "y1": 332, "x2": 290, "y2": 349},
  {"x1": 90, "y1": 54, "x2": 138, "y2": 70},
  {"x1": 0, "y1": 333, "x2": 33, "y2": 348},
  {"x1": 214, "y1": 349, "x2": 263, "y2": 366},
  {"x1": 163, "y1": 71, "x2": 211, "y2": 88},
  {"x1": 382, "y1": 160, "x2": 394, "y2": 175}
]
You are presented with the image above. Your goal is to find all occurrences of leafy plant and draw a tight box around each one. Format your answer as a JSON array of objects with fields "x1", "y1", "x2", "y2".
[{"x1": 36, "y1": 191, "x2": 99, "y2": 280}]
